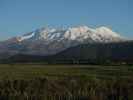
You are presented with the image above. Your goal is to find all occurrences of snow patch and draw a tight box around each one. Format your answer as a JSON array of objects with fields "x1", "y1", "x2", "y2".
[
  {"x1": 17, "y1": 25, "x2": 123, "y2": 43},
  {"x1": 19, "y1": 32, "x2": 35, "y2": 42}
]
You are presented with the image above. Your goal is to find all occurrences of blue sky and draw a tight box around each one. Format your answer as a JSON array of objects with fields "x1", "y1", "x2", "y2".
[{"x1": 0, "y1": 0, "x2": 132, "y2": 40}]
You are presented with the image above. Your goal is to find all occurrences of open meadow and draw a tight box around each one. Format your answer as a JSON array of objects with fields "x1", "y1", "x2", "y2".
[{"x1": 0, "y1": 64, "x2": 133, "y2": 100}]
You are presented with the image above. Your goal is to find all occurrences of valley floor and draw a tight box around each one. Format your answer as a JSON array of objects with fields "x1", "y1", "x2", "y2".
[
  {"x1": 0, "y1": 64, "x2": 133, "y2": 100},
  {"x1": 0, "y1": 64, "x2": 132, "y2": 80}
]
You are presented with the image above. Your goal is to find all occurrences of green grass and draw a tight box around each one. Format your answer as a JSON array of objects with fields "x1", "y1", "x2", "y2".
[
  {"x1": 0, "y1": 64, "x2": 133, "y2": 99},
  {"x1": 0, "y1": 64, "x2": 133, "y2": 80}
]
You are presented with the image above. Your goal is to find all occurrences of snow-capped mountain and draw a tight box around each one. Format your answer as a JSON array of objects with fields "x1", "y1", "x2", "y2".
[
  {"x1": 0, "y1": 25, "x2": 124, "y2": 59},
  {"x1": 17, "y1": 26, "x2": 122, "y2": 42}
]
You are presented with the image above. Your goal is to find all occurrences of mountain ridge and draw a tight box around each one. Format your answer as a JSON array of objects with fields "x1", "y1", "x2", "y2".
[
  {"x1": 17, "y1": 26, "x2": 122, "y2": 42},
  {"x1": 0, "y1": 25, "x2": 126, "y2": 61}
]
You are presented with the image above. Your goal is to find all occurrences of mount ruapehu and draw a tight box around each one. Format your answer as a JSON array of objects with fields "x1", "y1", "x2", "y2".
[{"x1": 0, "y1": 25, "x2": 133, "y2": 64}]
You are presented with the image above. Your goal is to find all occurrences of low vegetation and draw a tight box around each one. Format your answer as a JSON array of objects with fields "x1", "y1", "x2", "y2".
[{"x1": 0, "y1": 64, "x2": 132, "y2": 100}]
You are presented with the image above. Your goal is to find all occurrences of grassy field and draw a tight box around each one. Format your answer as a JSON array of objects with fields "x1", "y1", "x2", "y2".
[
  {"x1": 0, "y1": 64, "x2": 133, "y2": 80},
  {"x1": 0, "y1": 64, "x2": 133, "y2": 100}
]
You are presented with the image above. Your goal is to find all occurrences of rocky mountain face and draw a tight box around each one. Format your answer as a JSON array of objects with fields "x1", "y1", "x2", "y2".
[
  {"x1": 3, "y1": 41, "x2": 133, "y2": 64},
  {"x1": 0, "y1": 25, "x2": 124, "y2": 59}
]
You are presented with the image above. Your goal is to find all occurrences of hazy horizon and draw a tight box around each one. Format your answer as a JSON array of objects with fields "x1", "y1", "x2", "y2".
[{"x1": 0, "y1": 0, "x2": 132, "y2": 40}]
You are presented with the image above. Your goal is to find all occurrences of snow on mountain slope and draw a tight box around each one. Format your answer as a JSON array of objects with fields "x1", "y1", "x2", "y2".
[
  {"x1": 17, "y1": 26, "x2": 122, "y2": 43},
  {"x1": 0, "y1": 25, "x2": 124, "y2": 57},
  {"x1": 18, "y1": 32, "x2": 35, "y2": 42}
]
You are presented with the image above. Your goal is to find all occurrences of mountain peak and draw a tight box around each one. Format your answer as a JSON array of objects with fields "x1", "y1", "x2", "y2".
[
  {"x1": 16, "y1": 25, "x2": 123, "y2": 43},
  {"x1": 96, "y1": 26, "x2": 121, "y2": 38},
  {"x1": 0, "y1": 25, "x2": 126, "y2": 57},
  {"x1": 97, "y1": 26, "x2": 111, "y2": 31}
]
